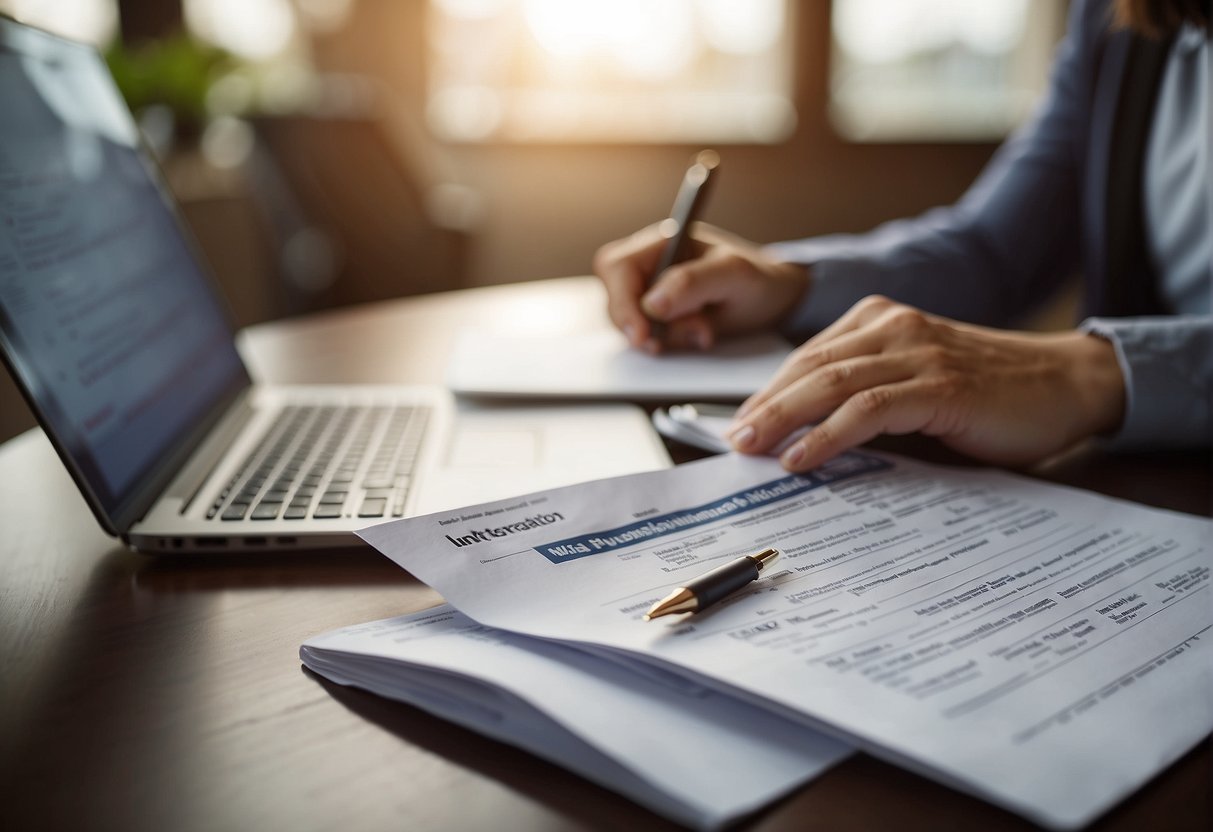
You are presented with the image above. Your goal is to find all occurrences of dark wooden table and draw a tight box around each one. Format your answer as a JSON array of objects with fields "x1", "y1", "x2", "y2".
[{"x1": 1, "y1": 277, "x2": 1209, "y2": 831}]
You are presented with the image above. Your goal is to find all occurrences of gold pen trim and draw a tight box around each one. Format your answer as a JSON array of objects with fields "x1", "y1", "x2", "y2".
[
  {"x1": 642, "y1": 587, "x2": 698, "y2": 620},
  {"x1": 749, "y1": 547, "x2": 779, "y2": 570},
  {"x1": 643, "y1": 548, "x2": 780, "y2": 621}
]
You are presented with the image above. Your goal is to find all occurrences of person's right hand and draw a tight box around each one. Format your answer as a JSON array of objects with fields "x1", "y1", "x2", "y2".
[{"x1": 592, "y1": 222, "x2": 809, "y2": 353}]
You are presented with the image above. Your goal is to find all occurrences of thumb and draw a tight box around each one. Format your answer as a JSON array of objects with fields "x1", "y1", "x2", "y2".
[{"x1": 641, "y1": 257, "x2": 746, "y2": 322}]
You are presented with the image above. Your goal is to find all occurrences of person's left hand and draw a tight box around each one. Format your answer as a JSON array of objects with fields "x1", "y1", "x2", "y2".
[{"x1": 726, "y1": 295, "x2": 1127, "y2": 470}]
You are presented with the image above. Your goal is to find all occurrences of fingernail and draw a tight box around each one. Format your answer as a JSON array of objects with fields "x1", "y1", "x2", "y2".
[
  {"x1": 642, "y1": 288, "x2": 669, "y2": 317},
  {"x1": 727, "y1": 423, "x2": 756, "y2": 449},
  {"x1": 782, "y1": 443, "x2": 805, "y2": 468},
  {"x1": 623, "y1": 324, "x2": 638, "y2": 345}
]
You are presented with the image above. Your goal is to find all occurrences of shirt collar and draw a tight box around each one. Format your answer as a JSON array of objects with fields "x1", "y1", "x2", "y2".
[{"x1": 1174, "y1": 23, "x2": 1207, "y2": 55}]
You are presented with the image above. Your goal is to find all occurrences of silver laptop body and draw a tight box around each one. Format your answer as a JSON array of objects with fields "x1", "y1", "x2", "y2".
[{"x1": 0, "y1": 17, "x2": 668, "y2": 554}]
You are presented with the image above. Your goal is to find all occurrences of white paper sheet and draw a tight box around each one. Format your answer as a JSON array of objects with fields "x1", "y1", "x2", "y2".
[
  {"x1": 446, "y1": 329, "x2": 792, "y2": 400},
  {"x1": 301, "y1": 604, "x2": 851, "y2": 829},
  {"x1": 651, "y1": 403, "x2": 736, "y2": 453},
  {"x1": 359, "y1": 450, "x2": 1213, "y2": 830}
]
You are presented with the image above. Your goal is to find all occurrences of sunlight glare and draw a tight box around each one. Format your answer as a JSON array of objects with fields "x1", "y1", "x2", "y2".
[
  {"x1": 5, "y1": 0, "x2": 117, "y2": 45},
  {"x1": 834, "y1": 0, "x2": 1027, "y2": 63},
  {"x1": 184, "y1": 0, "x2": 296, "y2": 61},
  {"x1": 522, "y1": 0, "x2": 696, "y2": 79},
  {"x1": 699, "y1": 0, "x2": 783, "y2": 56},
  {"x1": 433, "y1": 0, "x2": 508, "y2": 21}
]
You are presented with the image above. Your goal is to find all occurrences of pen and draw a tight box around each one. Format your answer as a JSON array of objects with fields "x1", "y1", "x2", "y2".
[
  {"x1": 647, "y1": 149, "x2": 720, "y2": 339},
  {"x1": 644, "y1": 547, "x2": 779, "y2": 620}
]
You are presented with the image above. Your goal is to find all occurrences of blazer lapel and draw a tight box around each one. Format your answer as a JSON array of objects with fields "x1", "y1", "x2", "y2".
[
  {"x1": 1082, "y1": 30, "x2": 1130, "y2": 317},
  {"x1": 1086, "y1": 30, "x2": 1174, "y2": 317}
]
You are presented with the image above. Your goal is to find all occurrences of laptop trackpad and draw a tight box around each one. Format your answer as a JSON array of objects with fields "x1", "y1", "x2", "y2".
[
  {"x1": 447, "y1": 428, "x2": 539, "y2": 468},
  {"x1": 415, "y1": 404, "x2": 671, "y2": 515}
]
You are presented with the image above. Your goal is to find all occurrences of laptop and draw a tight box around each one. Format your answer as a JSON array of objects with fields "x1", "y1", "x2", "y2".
[{"x1": 0, "y1": 17, "x2": 670, "y2": 553}]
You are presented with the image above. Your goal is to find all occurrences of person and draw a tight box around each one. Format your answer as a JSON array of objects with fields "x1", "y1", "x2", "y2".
[{"x1": 593, "y1": 0, "x2": 1210, "y2": 473}]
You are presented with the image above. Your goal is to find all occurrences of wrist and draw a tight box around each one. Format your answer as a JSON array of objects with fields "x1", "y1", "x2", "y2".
[
  {"x1": 771, "y1": 261, "x2": 812, "y2": 329},
  {"x1": 1068, "y1": 331, "x2": 1126, "y2": 438},
  {"x1": 761, "y1": 261, "x2": 810, "y2": 337}
]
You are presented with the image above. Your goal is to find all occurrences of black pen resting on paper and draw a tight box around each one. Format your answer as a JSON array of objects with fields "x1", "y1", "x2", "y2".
[
  {"x1": 644, "y1": 547, "x2": 779, "y2": 620},
  {"x1": 646, "y1": 149, "x2": 720, "y2": 340}
]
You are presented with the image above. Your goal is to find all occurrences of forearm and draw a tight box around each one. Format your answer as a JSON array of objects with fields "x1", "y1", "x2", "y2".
[
  {"x1": 770, "y1": 0, "x2": 1098, "y2": 341},
  {"x1": 766, "y1": 217, "x2": 1020, "y2": 337}
]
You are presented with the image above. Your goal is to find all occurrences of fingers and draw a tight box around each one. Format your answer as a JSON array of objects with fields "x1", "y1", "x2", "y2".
[
  {"x1": 640, "y1": 254, "x2": 741, "y2": 322},
  {"x1": 778, "y1": 380, "x2": 942, "y2": 471},
  {"x1": 593, "y1": 224, "x2": 670, "y2": 349},
  {"x1": 660, "y1": 314, "x2": 715, "y2": 352},
  {"x1": 736, "y1": 297, "x2": 931, "y2": 418},
  {"x1": 728, "y1": 352, "x2": 919, "y2": 455},
  {"x1": 726, "y1": 296, "x2": 967, "y2": 470},
  {"x1": 595, "y1": 223, "x2": 719, "y2": 352},
  {"x1": 736, "y1": 324, "x2": 895, "y2": 419},
  {"x1": 798, "y1": 294, "x2": 898, "y2": 350},
  {"x1": 722, "y1": 295, "x2": 1110, "y2": 471},
  {"x1": 640, "y1": 226, "x2": 788, "y2": 323},
  {"x1": 595, "y1": 221, "x2": 804, "y2": 353}
]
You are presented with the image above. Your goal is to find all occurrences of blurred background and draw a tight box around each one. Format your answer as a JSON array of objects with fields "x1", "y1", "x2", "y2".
[{"x1": 0, "y1": 0, "x2": 1069, "y2": 442}]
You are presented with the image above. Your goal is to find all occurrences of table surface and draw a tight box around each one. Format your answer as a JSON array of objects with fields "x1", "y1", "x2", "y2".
[{"x1": 1, "y1": 277, "x2": 1209, "y2": 832}]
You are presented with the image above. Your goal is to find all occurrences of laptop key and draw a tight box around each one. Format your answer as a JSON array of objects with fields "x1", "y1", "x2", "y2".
[
  {"x1": 252, "y1": 502, "x2": 281, "y2": 520},
  {"x1": 221, "y1": 504, "x2": 250, "y2": 521},
  {"x1": 205, "y1": 400, "x2": 431, "y2": 526},
  {"x1": 358, "y1": 497, "x2": 387, "y2": 517}
]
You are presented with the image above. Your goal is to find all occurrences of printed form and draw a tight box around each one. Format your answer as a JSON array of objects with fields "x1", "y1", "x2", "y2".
[{"x1": 359, "y1": 451, "x2": 1212, "y2": 829}]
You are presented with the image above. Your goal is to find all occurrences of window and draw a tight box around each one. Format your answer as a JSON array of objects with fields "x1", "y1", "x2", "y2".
[
  {"x1": 0, "y1": 0, "x2": 118, "y2": 45},
  {"x1": 829, "y1": 0, "x2": 1065, "y2": 142},
  {"x1": 426, "y1": 0, "x2": 796, "y2": 143}
]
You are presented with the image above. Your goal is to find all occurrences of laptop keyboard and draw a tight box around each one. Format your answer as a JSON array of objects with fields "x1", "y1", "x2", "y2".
[{"x1": 206, "y1": 404, "x2": 429, "y2": 522}]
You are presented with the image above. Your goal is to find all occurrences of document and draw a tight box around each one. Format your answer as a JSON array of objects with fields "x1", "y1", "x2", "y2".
[
  {"x1": 446, "y1": 329, "x2": 792, "y2": 400},
  {"x1": 359, "y1": 451, "x2": 1213, "y2": 830},
  {"x1": 302, "y1": 604, "x2": 852, "y2": 830}
]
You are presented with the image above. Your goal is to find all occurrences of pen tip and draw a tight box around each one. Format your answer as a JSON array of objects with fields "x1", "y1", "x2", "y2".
[{"x1": 643, "y1": 588, "x2": 698, "y2": 620}]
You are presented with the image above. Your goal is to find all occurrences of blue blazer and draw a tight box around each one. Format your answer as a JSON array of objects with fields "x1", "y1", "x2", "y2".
[{"x1": 772, "y1": 0, "x2": 1211, "y2": 449}]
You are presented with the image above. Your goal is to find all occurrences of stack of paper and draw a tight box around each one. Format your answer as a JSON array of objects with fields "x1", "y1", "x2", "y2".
[
  {"x1": 302, "y1": 604, "x2": 851, "y2": 829},
  {"x1": 304, "y1": 450, "x2": 1213, "y2": 829}
]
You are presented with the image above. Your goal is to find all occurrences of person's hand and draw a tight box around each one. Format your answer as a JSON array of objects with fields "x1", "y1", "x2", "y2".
[
  {"x1": 727, "y1": 295, "x2": 1126, "y2": 469},
  {"x1": 592, "y1": 222, "x2": 808, "y2": 353}
]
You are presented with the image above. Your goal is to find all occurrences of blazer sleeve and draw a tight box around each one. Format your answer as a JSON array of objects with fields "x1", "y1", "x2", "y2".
[
  {"x1": 1080, "y1": 316, "x2": 1212, "y2": 449},
  {"x1": 770, "y1": 0, "x2": 1102, "y2": 337}
]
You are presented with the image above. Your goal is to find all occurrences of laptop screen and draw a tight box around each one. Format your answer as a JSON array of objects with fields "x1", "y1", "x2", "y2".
[{"x1": 0, "y1": 19, "x2": 248, "y2": 529}]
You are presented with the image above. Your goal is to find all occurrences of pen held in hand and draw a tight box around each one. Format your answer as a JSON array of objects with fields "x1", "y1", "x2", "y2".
[
  {"x1": 644, "y1": 547, "x2": 779, "y2": 620},
  {"x1": 647, "y1": 149, "x2": 720, "y2": 341}
]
